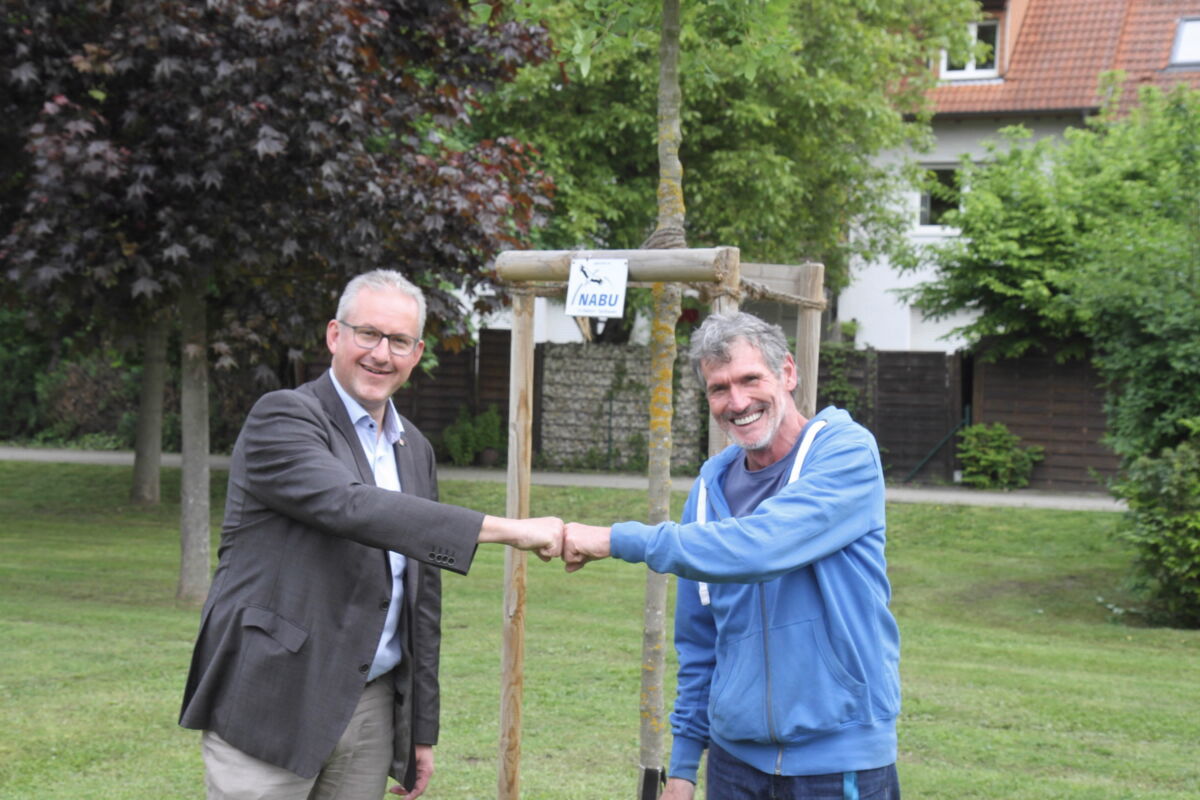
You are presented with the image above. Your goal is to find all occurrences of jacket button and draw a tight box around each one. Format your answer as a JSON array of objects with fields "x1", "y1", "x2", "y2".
[
  {"x1": 359, "y1": 664, "x2": 370, "y2": 674},
  {"x1": 379, "y1": 600, "x2": 389, "y2": 611}
]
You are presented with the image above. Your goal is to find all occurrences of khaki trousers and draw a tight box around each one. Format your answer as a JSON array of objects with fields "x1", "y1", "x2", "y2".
[{"x1": 203, "y1": 677, "x2": 394, "y2": 800}]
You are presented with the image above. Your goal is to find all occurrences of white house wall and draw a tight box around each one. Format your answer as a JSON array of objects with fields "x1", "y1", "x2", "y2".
[
  {"x1": 480, "y1": 296, "x2": 586, "y2": 343},
  {"x1": 840, "y1": 114, "x2": 1079, "y2": 353}
]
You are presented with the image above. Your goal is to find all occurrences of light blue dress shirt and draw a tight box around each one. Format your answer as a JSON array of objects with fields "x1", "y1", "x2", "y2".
[{"x1": 330, "y1": 373, "x2": 408, "y2": 681}]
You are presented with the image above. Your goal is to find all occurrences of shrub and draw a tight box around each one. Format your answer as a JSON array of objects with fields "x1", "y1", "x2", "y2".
[
  {"x1": 33, "y1": 350, "x2": 140, "y2": 447},
  {"x1": 1112, "y1": 419, "x2": 1200, "y2": 628},
  {"x1": 818, "y1": 341, "x2": 864, "y2": 417},
  {"x1": 0, "y1": 308, "x2": 55, "y2": 440},
  {"x1": 441, "y1": 404, "x2": 506, "y2": 467},
  {"x1": 956, "y1": 422, "x2": 1044, "y2": 489}
]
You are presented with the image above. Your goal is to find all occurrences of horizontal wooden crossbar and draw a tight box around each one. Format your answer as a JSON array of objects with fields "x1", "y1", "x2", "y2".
[{"x1": 496, "y1": 246, "x2": 740, "y2": 284}]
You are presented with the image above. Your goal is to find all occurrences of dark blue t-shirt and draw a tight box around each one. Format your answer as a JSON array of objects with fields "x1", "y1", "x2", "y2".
[{"x1": 721, "y1": 432, "x2": 806, "y2": 518}]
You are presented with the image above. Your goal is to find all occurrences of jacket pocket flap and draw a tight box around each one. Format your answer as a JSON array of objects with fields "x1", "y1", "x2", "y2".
[{"x1": 242, "y1": 606, "x2": 309, "y2": 653}]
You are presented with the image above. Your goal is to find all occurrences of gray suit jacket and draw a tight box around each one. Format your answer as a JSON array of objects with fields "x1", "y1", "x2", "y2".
[{"x1": 179, "y1": 371, "x2": 484, "y2": 783}]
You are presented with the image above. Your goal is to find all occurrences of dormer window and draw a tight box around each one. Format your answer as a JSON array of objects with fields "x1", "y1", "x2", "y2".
[
  {"x1": 1170, "y1": 18, "x2": 1200, "y2": 67},
  {"x1": 942, "y1": 20, "x2": 999, "y2": 80}
]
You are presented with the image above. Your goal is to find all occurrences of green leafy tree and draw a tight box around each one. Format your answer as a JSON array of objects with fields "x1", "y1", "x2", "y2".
[
  {"x1": 903, "y1": 82, "x2": 1200, "y2": 625},
  {"x1": 905, "y1": 84, "x2": 1200, "y2": 460},
  {"x1": 479, "y1": 0, "x2": 981, "y2": 291},
  {"x1": 899, "y1": 129, "x2": 1089, "y2": 360},
  {"x1": 1059, "y1": 88, "x2": 1200, "y2": 461},
  {"x1": 1, "y1": 0, "x2": 552, "y2": 602}
]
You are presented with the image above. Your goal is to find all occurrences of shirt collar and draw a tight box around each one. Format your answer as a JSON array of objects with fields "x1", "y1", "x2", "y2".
[{"x1": 329, "y1": 371, "x2": 404, "y2": 446}]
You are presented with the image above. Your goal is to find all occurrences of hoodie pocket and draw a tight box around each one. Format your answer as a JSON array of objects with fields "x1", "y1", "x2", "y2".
[{"x1": 709, "y1": 618, "x2": 867, "y2": 743}]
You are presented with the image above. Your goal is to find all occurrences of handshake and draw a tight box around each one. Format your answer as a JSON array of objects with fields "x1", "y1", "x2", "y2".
[{"x1": 481, "y1": 515, "x2": 612, "y2": 571}]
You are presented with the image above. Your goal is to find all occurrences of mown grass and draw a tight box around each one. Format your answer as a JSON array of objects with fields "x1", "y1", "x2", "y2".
[{"x1": 0, "y1": 462, "x2": 1196, "y2": 799}]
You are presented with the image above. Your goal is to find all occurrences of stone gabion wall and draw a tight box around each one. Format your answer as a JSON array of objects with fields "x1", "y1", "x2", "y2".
[{"x1": 540, "y1": 343, "x2": 704, "y2": 474}]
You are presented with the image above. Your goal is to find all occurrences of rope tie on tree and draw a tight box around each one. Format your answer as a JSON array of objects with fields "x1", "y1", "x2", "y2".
[{"x1": 640, "y1": 224, "x2": 688, "y2": 251}]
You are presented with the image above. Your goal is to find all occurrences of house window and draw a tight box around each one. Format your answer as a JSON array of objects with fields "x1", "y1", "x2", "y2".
[
  {"x1": 942, "y1": 20, "x2": 999, "y2": 79},
  {"x1": 1171, "y1": 18, "x2": 1200, "y2": 66},
  {"x1": 919, "y1": 168, "x2": 959, "y2": 226}
]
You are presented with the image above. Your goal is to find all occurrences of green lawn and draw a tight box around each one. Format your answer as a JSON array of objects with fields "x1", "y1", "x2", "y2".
[{"x1": 0, "y1": 462, "x2": 1196, "y2": 799}]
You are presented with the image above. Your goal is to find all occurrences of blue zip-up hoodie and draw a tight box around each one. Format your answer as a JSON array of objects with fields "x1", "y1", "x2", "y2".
[{"x1": 610, "y1": 407, "x2": 900, "y2": 781}]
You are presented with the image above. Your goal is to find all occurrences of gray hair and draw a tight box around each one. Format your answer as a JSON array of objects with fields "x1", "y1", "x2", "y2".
[
  {"x1": 336, "y1": 270, "x2": 427, "y2": 334},
  {"x1": 688, "y1": 311, "x2": 791, "y2": 382}
]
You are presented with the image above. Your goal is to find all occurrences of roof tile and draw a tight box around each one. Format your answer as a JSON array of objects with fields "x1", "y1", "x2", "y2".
[{"x1": 930, "y1": 0, "x2": 1200, "y2": 115}]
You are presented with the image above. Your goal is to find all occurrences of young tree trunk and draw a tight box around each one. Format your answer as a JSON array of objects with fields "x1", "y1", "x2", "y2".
[
  {"x1": 177, "y1": 268, "x2": 211, "y2": 605},
  {"x1": 640, "y1": 282, "x2": 680, "y2": 799},
  {"x1": 642, "y1": 0, "x2": 686, "y2": 252},
  {"x1": 639, "y1": 2, "x2": 685, "y2": 795},
  {"x1": 130, "y1": 315, "x2": 168, "y2": 505}
]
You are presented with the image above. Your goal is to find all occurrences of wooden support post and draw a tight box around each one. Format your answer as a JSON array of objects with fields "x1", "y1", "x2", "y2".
[
  {"x1": 499, "y1": 291, "x2": 535, "y2": 800},
  {"x1": 795, "y1": 263, "x2": 824, "y2": 418},
  {"x1": 707, "y1": 258, "x2": 741, "y2": 459}
]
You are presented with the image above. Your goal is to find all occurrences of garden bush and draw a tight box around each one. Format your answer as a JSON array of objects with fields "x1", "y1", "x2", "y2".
[
  {"x1": 34, "y1": 350, "x2": 139, "y2": 445},
  {"x1": 441, "y1": 404, "x2": 506, "y2": 467},
  {"x1": 956, "y1": 422, "x2": 1044, "y2": 489},
  {"x1": 1112, "y1": 419, "x2": 1200, "y2": 628},
  {"x1": 0, "y1": 309, "x2": 60, "y2": 440}
]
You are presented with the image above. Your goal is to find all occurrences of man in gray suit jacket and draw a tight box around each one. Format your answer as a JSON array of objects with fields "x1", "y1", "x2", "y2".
[{"x1": 180, "y1": 270, "x2": 561, "y2": 800}]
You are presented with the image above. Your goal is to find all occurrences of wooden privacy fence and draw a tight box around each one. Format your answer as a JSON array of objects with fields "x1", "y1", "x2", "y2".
[
  {"x1": 383, "y1": 341, "x2": 1117, "y2": 491},
  {"x1": 824, "y1": 349, "x2": 964, "y2": 484},
  {"x1": 972, "y1": 353, "x2": 1118, "y2": 491},
  {"x1": 812, "y1": 349, "x2": 1117, "y2": 490}
]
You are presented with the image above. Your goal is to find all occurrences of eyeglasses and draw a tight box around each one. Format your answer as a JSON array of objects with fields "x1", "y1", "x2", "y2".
[{"x1": 337, "y1": 320, "x2": 420, "y2": 356}]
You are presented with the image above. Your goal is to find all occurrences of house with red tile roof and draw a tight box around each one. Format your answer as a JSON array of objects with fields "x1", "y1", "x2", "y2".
[{"x1": 837, "y1": 0, "x2": 1200, "y2": 353}]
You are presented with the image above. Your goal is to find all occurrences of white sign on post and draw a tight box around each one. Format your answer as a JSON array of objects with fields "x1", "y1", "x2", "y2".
[{"x1": 565, "y1": 257, "x2": 629, "y2": 319}]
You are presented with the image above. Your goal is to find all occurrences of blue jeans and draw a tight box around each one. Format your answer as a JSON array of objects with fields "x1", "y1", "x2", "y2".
[{"x1": 706, "y1": 743, "x2": 900, "y2": 800}]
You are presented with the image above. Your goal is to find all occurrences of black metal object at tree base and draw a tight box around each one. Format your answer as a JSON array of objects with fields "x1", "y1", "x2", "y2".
[{"x1": 639, "y1": 766, "x2": 666, "y2": 799}]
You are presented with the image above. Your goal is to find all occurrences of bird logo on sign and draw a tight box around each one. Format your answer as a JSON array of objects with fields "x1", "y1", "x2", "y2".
[{"x1": 569, "y1": 262, "x2": 612, "y2": 307}]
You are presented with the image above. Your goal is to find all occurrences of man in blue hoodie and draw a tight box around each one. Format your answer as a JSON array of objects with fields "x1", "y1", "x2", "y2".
[{"x1": 563, "y1": 311, "x2": 901, "y2": 799}]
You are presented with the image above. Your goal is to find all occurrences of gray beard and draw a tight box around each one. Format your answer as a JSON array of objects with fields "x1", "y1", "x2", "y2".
[{"x1": 728, "y1": 408, "x2": 781, "y2": 453}]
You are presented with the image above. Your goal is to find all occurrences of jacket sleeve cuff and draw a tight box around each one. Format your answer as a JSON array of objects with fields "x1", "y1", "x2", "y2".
[
  {"x1": 668, "y1": 735, "x2": 705, "y2": 783},
  {"x1": 610, "y1": 521, "x2": 651, "y2": 564}
]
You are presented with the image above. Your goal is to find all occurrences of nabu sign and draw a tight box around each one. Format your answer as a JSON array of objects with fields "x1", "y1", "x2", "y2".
[{"x1": 565, "y1": 257, "x2": 629, "y2": 319}]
